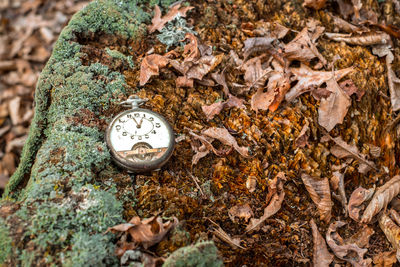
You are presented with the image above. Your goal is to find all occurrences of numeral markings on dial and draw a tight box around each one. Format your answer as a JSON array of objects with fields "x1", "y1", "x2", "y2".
[
  {"x1": 149, "y1": 117, "x2": 154, "y2": 121},
  {"x1": 116, "y1": 125, "x2": 121, "y2": 131},
  {"x1": 156, "y1": 123, "x2": 161, "y2": 128},
  {"x1": 152, "y1": 130, "x2": 156, "y2": 134},
  {"x1": 122, "y1": 132, "x2": 128, "y2": 136}
]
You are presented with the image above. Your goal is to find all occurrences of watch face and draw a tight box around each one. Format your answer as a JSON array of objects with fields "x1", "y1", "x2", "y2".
[{"x1": 106, "y1": 108, "x2": 174, "y2": 171}]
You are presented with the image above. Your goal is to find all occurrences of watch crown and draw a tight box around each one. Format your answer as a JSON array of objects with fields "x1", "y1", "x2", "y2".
[{"x1": 120, "y1": 95, "x2": 148, "y2": 109}]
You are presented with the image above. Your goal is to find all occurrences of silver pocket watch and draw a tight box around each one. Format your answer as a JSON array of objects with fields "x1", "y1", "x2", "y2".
[{"x1": 105, "y1": 95, "x2": 175, "y2": 172}]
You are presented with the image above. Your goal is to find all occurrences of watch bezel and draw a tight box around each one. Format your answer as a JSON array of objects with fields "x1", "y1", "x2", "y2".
[{"x1": 105, "y1": 108, "x2": 175, "y2": 172}]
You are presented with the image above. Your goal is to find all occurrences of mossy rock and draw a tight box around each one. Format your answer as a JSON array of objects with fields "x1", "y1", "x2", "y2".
[{"x1": 0, "y1": 0, "x2": 220, "y2": 266}]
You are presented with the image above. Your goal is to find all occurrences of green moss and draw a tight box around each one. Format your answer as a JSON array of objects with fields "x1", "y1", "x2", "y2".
[
  {"x1": 106, "y1": 48, "x2": 135, "y2": 68},
  {"x1": 163, "y1": 241, "x2": 223, "y2": 267},
  {"x1": 0, "y1": 218, "x2": 12, "y2": 264}
]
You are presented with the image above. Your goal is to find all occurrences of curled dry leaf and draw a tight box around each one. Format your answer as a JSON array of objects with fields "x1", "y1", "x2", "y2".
[
  {"x1": 283, "y1": 27, "x2": 326, "y2": 65},
  {"x1": 242, "y1": 55, "x2": 272, "y2": 92},
  {"x1": 310, "y1": 219, "x2": 334, "y2": 267},
  {"x1": 318, "y1": 78, "x2": 351, "y2": 132},
  {"x1": 182, "y1": 33, "x2": 200, "y2": 62},
  {"x1": 325, "y1": 31, "x2": 391, "y2": 46},
  {"x1": 295, "y1": 120, "x2": 310, "y2": 148},
  {"x1": 243, "y1": 37, "x2": 275, "y2": 59},
  {"x1": 373, "y1": 250, "x2": 397, "y2": 267},
  {"x1": 348, "y1": 186, "x2": 375, "y2": 222},
  {"x1": 285, "y1": 64, "x2": 354, "y2": 102},
  {"x1": 303, "y1": 0, "x2": 326, "y2": 10},
  {"x1": 326, "y1": 221, "x2": 372, "y2": 266},
  {"x1": 202, "y1": 95, "x2": 245, "y2": 121},
  {"x1": 210, "y1": 220, "x2": 244, "y2": 249},
  {"x1": 211, "y1": 71, "x2": 230, "y2": 96},
  {"x1": 107, "y1": 215, "x2": 178, "y2": 254},
  {"x1": 339, "y1": 79, "x2": 365, "y2": 101},
  {"x1": 148, "y1": 3, "x2": 194, "y2": 33},
  {"x1": 361, "y1": 176, "x2": 400, "y2": 224},
  {"x1": 379, "y1": 211, "x2": 400, "y2": 262},
  {"x1": 331, "y1": 170, "x2": 348, "y2": 217},
  {"x1": 328, "y1": 13, "x2": 363, "y2": 33},
  {"x1": 245, "y1": 172, "x2": 286, "y2": 232},
  {"x1": 301, "y1": 173, "x2": 332, "y2": 223},
  {"x1": 346, "y1": 225, "x2": 374, "y2": 248},
  {"x1": 386, "y1": 53, "x2": 400, "y2": 111},
  {"x1": 228, "y1": 203, "x2": 254, "y2": 222},
  {"x1": 202, "y1": 127, "x2": 249, "y2": 158},
  {"x1": 139, "y1": 54, "x2": 169, "y2": 86},
  {"x1": 328, "y1": 135, "x2": 377, "y2": 174}
]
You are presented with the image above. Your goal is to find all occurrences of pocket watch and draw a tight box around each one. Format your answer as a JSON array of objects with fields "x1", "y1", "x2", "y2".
[{"x1": 105, "y1": 95, "x2": 175, "y2": 172}]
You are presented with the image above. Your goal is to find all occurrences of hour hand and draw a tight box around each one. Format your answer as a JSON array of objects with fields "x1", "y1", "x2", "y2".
[{"x1": 132, "y1": 117, "x2": 140, "y2": 128}]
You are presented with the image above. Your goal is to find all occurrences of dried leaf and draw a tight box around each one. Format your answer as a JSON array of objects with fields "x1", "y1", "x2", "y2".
[
  {"x1": 386, "y1": 54, "x2": 400, "y2": 111},
  {"x1": 346, "y1": 225, "x2": 374, "y2": 248},
  {"x1": 328, "y1": 135, "x2": 377, "y2": 174},
  {"x1": 325, "y1": 31, "x2": 391, "y2": 46},
  {"x1": 326, "y1": 221, "x2": 372, "y2": 266},
  {"x1": 243, "y1": 37, "x2": 274, "y2": 59},
  {"x1": 202, "y1": 95, "x2": 245, "y2": 121},
  {"x1": 8, "y1": 97, "x2": 21, "y2": 125},
  {"x1": 210, "y1": 220, "x2": 244, "y2": 249},
  {"x1": 331, "y1": 170, "x2": 348, "y2": 217},
  {"x1": 176, "y1": 76, "x2": 193, "y2": 88},
  {"x1": 107, "y1": 216, "x2": 178, "y2": 250},
  {"x1": 339, "y1": 79, "x2": 364, "y2": 101},
  {"x1": 246, "y1": 172, "x2": 285, "y2": 232},
  {"x1": 0, "y1": 174, "x2": 9, "y2": 189},
  {"x1": 310, "y1": 219, "x2": 334, "y2": 267},
  {"x1": 139, "y1": 54, "x2": 169, "y2": 86},
  {"x1": 182, "y1": 33, "x2": 200, "y2": 62},
  {"x1": 329, "y1": 13, "x2": 364, "y2": 33},
  {"x1": 361, "y1": 176, "x2": 400, "y2": 223},
  {"x1": 228, "y1": 203, "x2": 253, "y2": 222},
  {"x1": 283, "y1": 27, "x2": 326, "y2": 65},
  {"x1": 303, "y1": 0, "x2": 326, "y2": 10},
  {"x1": 373, "y1": 24, "x2": 400, "y2": 39},
  {"x1": 295, "y1": 120, "x2": 310, "y2": 148},
  {"x1": 318, "y1": 78, "x2": 351, "y2": 132},
  {"x1": 285, "y1": 64, "x2": 354, "y2": 102},
  {"x1": 301, "y1": 173, "x2": 332, "y2": 222},
  {"x1": 242, "y1": 55, "x2": 272, "y2": 92},
  {"x1": 211, "y1": 71, "x2": 230, "y2": 96},
  {"x1": 348, "y1": 186, "x2": 375, "y2": 222},
  {"x1": 373, "y1": 250, "x2": 397, "y2": 267},
  {"x1": 148, "y1": 4, "x2": 194, "y2": 33},
  {"x1": 202, "y1": 127, "x2": 249, "y2": 158},
  {"x1": 379, "y1": 211, "x2": 400, "y2": 262}
]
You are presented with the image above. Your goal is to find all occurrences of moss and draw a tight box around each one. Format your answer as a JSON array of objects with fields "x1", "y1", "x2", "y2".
[
  {"x1": 163, "y1": 241, "x2": 223, "y2": 267},
  {"x1": 106, "y1": 48, "x2": 135, "y2": 68},
  {"x1": 0, "y1": 218, "x2": 12, "y2": 264}
]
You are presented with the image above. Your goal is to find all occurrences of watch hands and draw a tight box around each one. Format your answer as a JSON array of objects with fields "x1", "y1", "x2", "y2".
[
  {"x1": 132, "y1": 117, "x2": 140, "y2": 126},
  {"x1": 138, "y1": 117, "x2": 144, "y2": 128}
]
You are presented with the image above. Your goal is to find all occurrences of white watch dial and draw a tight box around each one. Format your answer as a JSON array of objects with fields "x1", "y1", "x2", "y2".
[{"x1": 109, "y1": 110, "x2": 172, "y2": 162}]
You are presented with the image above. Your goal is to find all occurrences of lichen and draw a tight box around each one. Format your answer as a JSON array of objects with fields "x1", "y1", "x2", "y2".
[
  {"x1": 106, "y1": 47, "x2": 135, "y2": 69},
  {"x1": 0, "y1": 218, "x2": 12, "y2": 264},
  {"x1": 157, "y1": 17, "x2": 197, "y2": 49},
  {"x1": 162, "y1": 241, "x2": 223, "y2": 267}
]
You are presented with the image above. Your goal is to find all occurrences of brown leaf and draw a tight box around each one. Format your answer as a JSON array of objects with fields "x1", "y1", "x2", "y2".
[
  {"x1": 331, "y1": 170, "x2": 348, "y2": 217},
  {"x1": 242, "y1": 55, "x2": 272, "y2": 92},
  {"x1": 148, "y1": 4, "x2": 194, "y2": 33},
  {"x1": 373, "y1": 24, "x2": 400, "y2": 39},
  {"x1": 310, "y1": 219, "x2": 334, "y2": 267},
  {"x1": 328, "y1": 135, "x2": 377, "y2": 174},
  {"x1": 211, "y1": 71, "x2": 230, "y2": 96},
  {"x1": 329, "y1": 13, "x2": 364, "y2": 33},
  {"x1": 386, "y1": 54, "x2": 400, "y2": 111},
  {"x1": 379, "y1": 211, "x2": 400, "y2": 260},
  {"x1": 303, "y1": 0, "x2": 326, "y2": 10},
  {"x1": 326, "y1": 221, "x2": 372, "y2": 266},
  {"x1": 295, "y1": 120, "x2": 310, "y2": 148},
  {"x1": 139, "y1": 54, "x2": 169, "y2": 86},
  {"x1": 176, "y1": 76, "x2": 194, "y2": 88},
  {"x1": 0, "y1": 174, "x2": 9, "y2": 189},
  {"x1": 348, "y1": 186, "x2": 375, "y2": 222},
  {"x1": 285, "y1": 64, "x2": 354, "y2": 102},
  {"x1": 325, "y1": 31, "x2": 391, "y2": 46},
  {"x1": 373, "y1": 250, "x2": 397, "y2": 267},
  {"x1": 346, "y1": 225, "x2": 374, "y2": 248},
  {"x1": 210, "y1": 220, "x2": 244, "y2": 249},
  {"x1": 182, "y1": 33, "x2": 200, "y2": 62},
  {"x1": 202, "y1": 127, "x2": 249, "y2": 158},
  {"x1": 361, "y1": 176, "x2": 400, "y2": 223},
  {"x1": 228, "y1": 204, "x2": 254, "y2": 222},
  {"x1": 283, "y1": 27, "x2": 326, "y2": 65},
  {"x1": 107, "y1": 216, "x2": 178, "y2": 250},
  {"x1": 339, "y1": 79, "x2": 364, "y2": 101},
  {"x1": 202, "y1": 95, "x2": 245, "y2": 121},
  {"x1": 301, "y1": 173, "x2": 332, "y2": 223},
  {"x1": 318, "y1": 78, "x2": 351, "y2": 132},
  {"x1": 246, "y1": 172, "x2": 285, "y2": 232},
  {"x1": 243, "y1": 37, "x2": 275, "y2": 59}
]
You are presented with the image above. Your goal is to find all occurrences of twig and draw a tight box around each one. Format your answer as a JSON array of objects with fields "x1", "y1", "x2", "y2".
[{"x1": 187, "y1": 172, "x2": 207, "y2": 199}]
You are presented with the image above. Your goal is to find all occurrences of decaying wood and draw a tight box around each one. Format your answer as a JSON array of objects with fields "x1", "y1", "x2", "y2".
[
  {"x1": 301, "y1": 173, "x2": 332, "y2": 223},
  {"x1": 361, "y1": 176, "x2": 400, "y2": 223}
]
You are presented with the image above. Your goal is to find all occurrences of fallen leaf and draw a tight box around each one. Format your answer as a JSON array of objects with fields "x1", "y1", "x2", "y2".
[
  {"x1": 8, "y1": 97, "x2": 21, "y2": 125},
  {"x1": 346, "y1": 225, "x2": 374, "y2": 248},
  {"x1": 331, "y1": 170, "x2": 348, "y2": 217},
  {"x1": 329, "y1": 13, "x2": 364, "y2": 33},
  {"x1": 120, "y1": 250, "x2": 159, "y2": 267},
  {"x1": 295, "y1": 120, "x2": 310, "y2": 148},
  {"x1": 246, "y1": 172, "x2": 285, "y2": 232},
  {"x1": 107, "y1": 216, "x2": 178, "y2": 251},
  {"x1": 326, "y1": 221, "x2": 372, "y2": 266},
  {"x1": 301, "y1": 173, "x2": 332, "y2": 223},
  {"x1": 283, "y1": 27, "x2": 326, "y2": 65},
  {"x1": 361, "y1": 176, "x2": 400, "y2": 223},
  {"x1": 229, "y1": 204, "x2": 253, "y2": 222},
  {"x1": 202, "y1": 127, "x2": 249, "y2": 158},
  {"x1": 310, "y1": 219, "x2": 334, "y2": 267},
  {"x1": 373, "y1": 24, "x2": 400, "y2": 39},
  {"x1": 148, "y1": 3, "x2": 194, "y2": 33},
  {"x1": 202, "y1": 95, "x2": 245, "y2": 121},
  {"x1": 379, "y1": 211, "x2": 400, "y2": 262},
  {"x1": 325, "y1": 31, "x2": 391, "y2": 46},
  {"x1": 386, "y1": 54, "x2": 400, "y2": 111},
  {"x1": 139, "y1": 54, "x2": 169, "y2": 86},
  {"x1": 328, "y1": 135, "x2": 377, "y2": 174},
  {"x1": 285, "y1": 64, "x2": 354, "y2": 102},
  {"x1": 211, "y1": 70, "x2": 230, "y2": 96},
  {"x1": 348, "y1": 186, "x2": 375, "y2": 222},
  {"x1": 210, "y1": 220, "x2": 244, "y2": 249},
  {"x1": 303, "y1": 0, "x2": 326, "y2": 10},
  {"x1": 373, "y1": 250, "x2": 397, "y2": 267},
  {"x1": 182, "y1": 33, "x2": 200, "y2": 62},
  {"x1": 176, "y1": 76, "x2": 194, "y2": 88},
  {"x1": 242, "y1": 55, "x2": 272, "y2": 92},
  {"x1": 243, "y1": 37, "x2": 275, "y2": 59},
  {"x1": 318, "y1": 78, "x2": 351, "y2": 132},
  {"x1": 339, "y1": 79, "x2": 364, "y2": 101}
]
